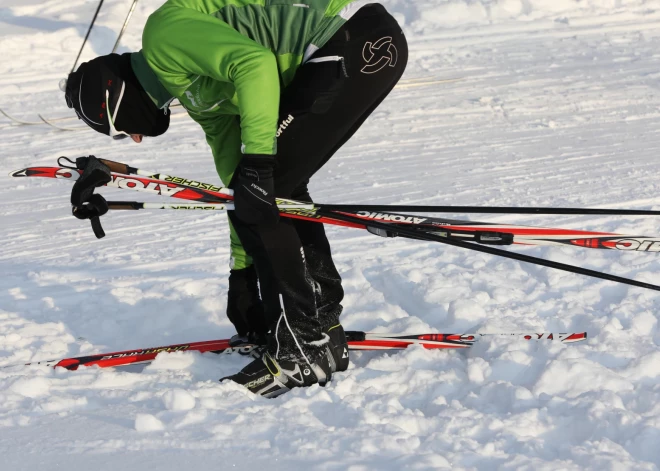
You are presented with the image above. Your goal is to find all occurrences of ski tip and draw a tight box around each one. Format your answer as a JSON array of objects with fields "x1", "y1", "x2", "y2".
[
  {"x1": 8, "y1": 168, "x2": 28, "y2": 177},
  {"x1": 55, "y1": 359, "x2": 81, "y2": 370},
  {"x1": 563, "y1": 332, "x2": 588, "y2": 343}
]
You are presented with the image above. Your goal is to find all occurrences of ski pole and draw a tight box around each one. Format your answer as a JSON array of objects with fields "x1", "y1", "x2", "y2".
[
  {"x1": 104, "y1": 198, "x2": 660, "y2": 292},
  {"x1": 318, "y1": 204, "x2": 660, "y2": 216},
  {"x1": 89, "y1": 158, "x2": 660, "y2": 217},
  {"x1": 111, "y1": 0, "x2": 139, "y2": 53},
  {"x1": 70, "y1": 0, "x2": 105, "y2": 74},
  {"x1": 14, "y1": 162, "x2": 660, "y2": 292},
  {"x1": 107, "y1": 201, "x2": 312, "y2": 210},
  {"x1": 18, "y1": 162, "x2": 660, "y2": 254},
  {"x1": 319, "y1": 209, "x2": 660, "y2": 293}
]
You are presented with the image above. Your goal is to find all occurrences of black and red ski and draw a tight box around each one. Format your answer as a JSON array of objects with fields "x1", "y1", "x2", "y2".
[
  {"x1": 10, "y1": 160, "x2": 660, "y2": 292},
  {"x1": 6, "y1": 330, "x2": 587, "y2": 371},
  {"x1": 10, "y1": 165, "x2": 660, "y2": 252}
]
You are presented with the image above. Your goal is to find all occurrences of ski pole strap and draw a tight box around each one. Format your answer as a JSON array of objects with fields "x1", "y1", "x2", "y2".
[
  {"x1": 57, "y1": 156, "x2": 138, "y2": 176},
  {"x1": 90, "y1": 214, "x2": 106, "y2": 239},
  {"x1": 71, "y1": 194, "x2": 108, "y2": 238}
]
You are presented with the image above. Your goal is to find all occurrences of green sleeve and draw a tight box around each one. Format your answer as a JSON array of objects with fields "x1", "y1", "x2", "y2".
[{"x1": 142, "y1": 5, "x2": 279, "y2": 155}]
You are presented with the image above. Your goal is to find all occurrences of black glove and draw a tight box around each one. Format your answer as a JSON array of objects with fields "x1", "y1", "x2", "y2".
[
  {"x1": 70, "y1": 156, "x2": 111, "y2": 207},
  {"x1": 230, "y1": 155, "x2": 279, "y2": 227},
  {"x1": 70, "y1": 156, "x2": 112, "y2": 239},
  {"x1": 72, "y1": 193, "x2": 109, "y2": 220}
]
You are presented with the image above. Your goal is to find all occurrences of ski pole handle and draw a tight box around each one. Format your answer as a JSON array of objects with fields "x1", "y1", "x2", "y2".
[
  {"x1": 95, "y1": 157, "x2": 660, "y2": 216},
  {"x1": 97, "y1": 158, "x2": 137, "y2": 176}
]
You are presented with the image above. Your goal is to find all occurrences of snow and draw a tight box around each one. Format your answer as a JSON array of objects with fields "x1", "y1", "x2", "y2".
[{"x1": 1, "y1": 0, "x2": 660, "y2": 469}]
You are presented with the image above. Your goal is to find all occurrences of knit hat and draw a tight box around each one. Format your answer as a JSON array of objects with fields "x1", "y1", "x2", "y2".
[{"x1": 63, "y1": 53, "x2": 170, "y2": 139}]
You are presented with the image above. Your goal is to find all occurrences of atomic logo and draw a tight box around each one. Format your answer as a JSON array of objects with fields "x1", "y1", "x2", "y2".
[
  {"x1": 109, "y1": 175, "x2": 185, "y2": 198},
  {"x1": 361, "y1": 36, "x2": 398, "y2": 74}
]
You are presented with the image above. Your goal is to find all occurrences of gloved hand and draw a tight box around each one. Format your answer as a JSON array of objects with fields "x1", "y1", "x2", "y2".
[
  {"x1": 70, "y1": 156, "x2": 112, "y2": 239},
  {"x1": 230, "y1": 155, "x2": 279, "y2": 227}
]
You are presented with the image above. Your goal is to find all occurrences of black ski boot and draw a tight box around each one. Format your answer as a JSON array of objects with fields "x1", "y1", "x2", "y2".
[
  {"x1": 228, "y1": 331, "x2": 269, "y2": 358},
  {"x1": 224, "y1": 349, "x2": 333, "y2": 398},
  {"x1": 222, "y1": 307, "x2": 334, "y2": 398},
  {"x1": 324, "y1": 322, "x2": 349, "y2": 373},
  {"x1": 228, "y1": 331, "x2": 268, "y2": 348},
  {"x1": 318, "y1": 304, "x2": 349, "y2": 373}
]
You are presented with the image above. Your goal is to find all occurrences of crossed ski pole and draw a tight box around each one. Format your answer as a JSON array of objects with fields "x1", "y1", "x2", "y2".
[{"x1": 53, "y1": 156, "x2": 660, "y2": 294}]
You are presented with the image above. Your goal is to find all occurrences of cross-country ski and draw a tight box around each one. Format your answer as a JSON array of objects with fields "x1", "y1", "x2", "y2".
[
  {"x1": 8, "y1": 330, "x2": 587, "y2": 370},
  {"x1": 2, "y1": 0, "x2": 659, "y2": 468}
]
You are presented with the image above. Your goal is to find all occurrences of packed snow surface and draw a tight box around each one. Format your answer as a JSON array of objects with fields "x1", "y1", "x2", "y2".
[{"x1": 2, "y1": 0, "x2": 660, "y2": 469}]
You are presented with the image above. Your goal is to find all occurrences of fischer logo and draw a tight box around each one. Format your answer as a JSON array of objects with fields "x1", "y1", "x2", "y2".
[
  {"x1": 276, "y1": 115, "x2": 294, "y2": 137},
  {"x1": 100, "y1": 345, "x2": 190, "y2": 361},
  {"x1": 357, "y1": 211, "x2": 427, "y2": 225},
  {"x1": 246, "y1": 374, "x2": 271, "y2": 389},
  {"x1": 109, "y1": 175, "x2": 186, "y2": 198},
  {"x1": 613, "y1": 239, "x2": 660, "y2": 252},
  {"x1": 164, "y1": 176, "x2": 222, "y2": 192},
  {"x1": 170, "y1": 205, "x2": 218, "y2": 210}
]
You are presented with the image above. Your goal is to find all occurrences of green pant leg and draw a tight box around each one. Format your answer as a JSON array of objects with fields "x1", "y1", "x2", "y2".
[
  {"x1": 227, "y1": 217, "x2": 252, "y2": 269},
  {"x1": 215, "y1": 140, "x2": 253, "y2": 270}
]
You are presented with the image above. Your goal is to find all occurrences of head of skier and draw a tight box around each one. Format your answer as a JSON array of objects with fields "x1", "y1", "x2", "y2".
[{"x1": 62, "y1": 53, "x2": 170, "y2": 143}]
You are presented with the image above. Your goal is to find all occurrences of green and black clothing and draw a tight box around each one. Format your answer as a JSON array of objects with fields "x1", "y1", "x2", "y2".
[
  {"x1": 133, "y1": 0, "x2": 372, "y2": 269},
  {"x1": 134, "y1": 0, "x2": 407, "y2": 357}
]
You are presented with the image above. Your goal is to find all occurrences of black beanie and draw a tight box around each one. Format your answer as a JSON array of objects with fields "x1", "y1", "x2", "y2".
[{"x1": 64, "y1": 53, "x2": 170, "y2": 138}]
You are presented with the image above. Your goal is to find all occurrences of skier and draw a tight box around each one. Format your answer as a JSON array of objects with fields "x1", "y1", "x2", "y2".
[{"x1": 62, "y1": 0, "x2": 408, "y2": 397}]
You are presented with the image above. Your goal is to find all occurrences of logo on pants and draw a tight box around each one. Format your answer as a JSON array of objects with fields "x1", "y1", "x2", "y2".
[{"x1": 361, "y1": 37, "x2": 398, "y2": 74}]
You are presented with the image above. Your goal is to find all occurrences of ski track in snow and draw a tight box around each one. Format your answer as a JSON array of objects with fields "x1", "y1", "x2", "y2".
[{"x1": 1, "y1": 0, "x2": 660, "y2": 469}]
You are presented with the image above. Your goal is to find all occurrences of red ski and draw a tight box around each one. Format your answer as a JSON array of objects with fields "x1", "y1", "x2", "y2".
[
  {"x1": 6, "y1": 331, "x2": 586, "y2": 371},
  {"x1": 10, "y1": 158, "x2": 660, "y2": 292},
  {"x1": 10, "y1": 166, "x2": 660, "y2": 252}
]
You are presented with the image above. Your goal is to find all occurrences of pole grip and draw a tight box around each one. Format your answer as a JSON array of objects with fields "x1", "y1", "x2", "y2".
[
  {"x1": 99, "y1": 158, "x2": 135, "y2": 175},
  {"x1": 108, "y1": 201, "x2": 141, "y2": 210}
]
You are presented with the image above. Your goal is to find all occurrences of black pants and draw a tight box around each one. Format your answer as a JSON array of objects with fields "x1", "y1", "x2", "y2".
[{"x1": 228, "y1": 4, "x2": 408, "y2": 346}]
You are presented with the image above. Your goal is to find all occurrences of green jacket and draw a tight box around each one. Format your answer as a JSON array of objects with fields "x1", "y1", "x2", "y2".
[{"x1": 132, "y1": 0, "x2": 365, "y2": 268}]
